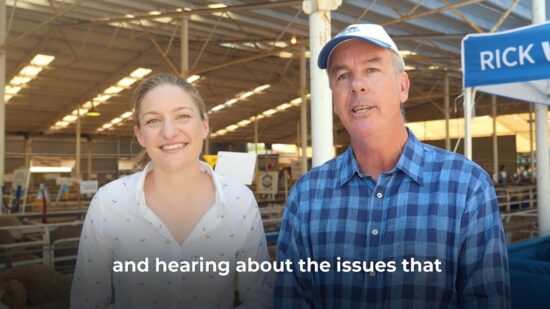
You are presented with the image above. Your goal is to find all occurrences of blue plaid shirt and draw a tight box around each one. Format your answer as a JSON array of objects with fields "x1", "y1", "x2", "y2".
[{"x1": 274, "y1": 130, "x2": 510, "y2": 308}]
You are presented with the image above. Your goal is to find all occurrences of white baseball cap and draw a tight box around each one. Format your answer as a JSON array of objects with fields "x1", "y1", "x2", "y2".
[{"x1": 317, "y1": 24, "x2": 402, "y2": 69}]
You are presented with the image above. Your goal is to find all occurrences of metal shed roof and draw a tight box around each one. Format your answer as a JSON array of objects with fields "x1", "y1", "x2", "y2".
[{"x1": 4, "y1": 0, "x2": 548, "y2": 144}]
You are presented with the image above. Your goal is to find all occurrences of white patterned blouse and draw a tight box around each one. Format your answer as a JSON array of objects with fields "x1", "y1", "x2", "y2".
[{"x1": 71, "y1": 161, "x2": 272, "y2": 308}]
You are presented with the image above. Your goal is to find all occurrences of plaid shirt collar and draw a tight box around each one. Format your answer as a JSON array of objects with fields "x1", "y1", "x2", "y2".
[{"x1": 335, "y1": 128, "x2": 425, "y2": 188}]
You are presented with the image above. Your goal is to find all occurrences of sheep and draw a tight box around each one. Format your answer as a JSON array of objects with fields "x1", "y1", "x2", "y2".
[
  {"x1": 0, "y1": 264, "x2": 71, "y2": 309},
  {"x1": 0, "y1": 217, "x2": 23, "y2": 245}
]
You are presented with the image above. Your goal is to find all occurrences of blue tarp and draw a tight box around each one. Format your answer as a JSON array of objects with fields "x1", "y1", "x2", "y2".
[{"x1": 508, "y1": 236, "x2": 550, "y2": 309}]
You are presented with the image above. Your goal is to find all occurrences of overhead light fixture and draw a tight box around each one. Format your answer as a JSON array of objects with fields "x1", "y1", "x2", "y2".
[
  {"x1": 290, "y1": 35, "x2": 297, "y2": 45},
  {"x1": 121, "y1": 111, "x2": 134, "y2": 119},
  {"x1": 50, "y1": 67, "x2": 151, "y2": 131},
  {"x1": 240, "y1": 91, "x2": 254, "y2": 99},
  {"x1": 210, "y1": 94, "x2": 311, "y2": 137},
  {"x1": 208, "y1": 84, "x2": 271, "y2": 115},
  {"x1": 238, "y1": 119, "x2": 251, "y2": 126},
  {"x1": 276, "y1": 103, "x2": 292, "y2": 111},
  {"x1": 186, "y1": 75, "x2": 201, "y2": 84},
  {"x1": 30, "y1": 166, "x2": 72, "y2": 173},
  {"x1": 96, "y1": 110, "x2": 135, "y2": 133},
  {"x1": 31, "y1": 54, "x2": 55, "y2": 66},
  {"x1": 5, "y1": 86, "x2": 21, "y2": 95},
  {"x1": 211, "y1": 104, "x2": 225, "y2": 112},
  {"x1": 63, "y1": 115, "x2": 78, "y2": 122},
  {"x1": 226, "y1": 124, "x2": 239, "y2": 131},
  {"x1": 111, "y1": 117, "x2": 123, "y2": 124},
  {"x1": 5, "y1": 53, "x2": 55, "y2": 103},
  {"x1": 272, "y1": 41, "x2": 289, "y2": 48},
  {"x1": 54, "y1": 121, "x2": 70, "y2": 127},
  {"x1": 399, "y1": 50, "x2": 417, "y2": 57},
  {"x1": 290, "y1": 97, "x2": 302, "y2": 106},
  {"x1": 85, "y1": 100, "x2": 101, "y2": 117},
  {"x1": 263, "y1": 109, "x2": 277, "y2": 116},
  {"x1": 278, "y1": 51, "x2": 294, "y2": 59},
  {"x1": 224, "y1": 98, "x2": 238, "y2": 106},
  {"x1": 208, "y1": 3, "x2": 227, "y2": 8},
  {"x1": 253, "y1": 84, "x2": 271, "y2": 93}
]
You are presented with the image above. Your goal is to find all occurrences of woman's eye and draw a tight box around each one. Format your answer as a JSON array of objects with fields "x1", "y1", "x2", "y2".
[
  {"x1": 176, "y1": 114, "x2": 191, "y2": 120},
  {"x1": 145, "y1": 118, "x2": 160, "y2": 125}
]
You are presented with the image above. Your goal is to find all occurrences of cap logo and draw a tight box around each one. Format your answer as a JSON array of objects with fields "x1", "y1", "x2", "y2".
[{"x1": 344, "y1": 26, "x2": 359, "y2": 34}]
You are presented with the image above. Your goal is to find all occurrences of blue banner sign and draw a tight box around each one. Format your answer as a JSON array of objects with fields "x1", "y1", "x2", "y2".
[{"x1": 462, "y1": 22, "x2": 550, "y2": 88}]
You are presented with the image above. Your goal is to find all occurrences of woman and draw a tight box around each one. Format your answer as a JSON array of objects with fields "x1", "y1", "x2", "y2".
[{"x1": 71, "y1": 73, "x2": 272, "y2": 308}]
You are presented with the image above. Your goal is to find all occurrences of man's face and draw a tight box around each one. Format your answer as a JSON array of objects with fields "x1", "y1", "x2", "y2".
[{"x1": 328, "y1": 39, "x2": 409, "y2": 141}]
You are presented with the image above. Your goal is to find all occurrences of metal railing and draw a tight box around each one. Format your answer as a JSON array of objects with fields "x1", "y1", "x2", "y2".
[{"x1": 0, "y1": 221, "x2": 83, "y2": 270}]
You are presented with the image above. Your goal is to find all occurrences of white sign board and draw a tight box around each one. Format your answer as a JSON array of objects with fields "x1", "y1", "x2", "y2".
[
  {"x1": 257, "y1": 171, "x2": 279, "y2": 194},
  {"x1": 215, "y1": 152, "x2": 257, "y2": 185},
  {"x1": 56, "y1": 177, "x2": 80, "y2": 186},
  {"x1": 80, "y1": 180, "x2": 99, "y2": 194}
]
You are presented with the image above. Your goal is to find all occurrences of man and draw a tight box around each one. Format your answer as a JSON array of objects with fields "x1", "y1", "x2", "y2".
[{"x1": 274, "y1": 24, "x2": 510, "y2": 308}]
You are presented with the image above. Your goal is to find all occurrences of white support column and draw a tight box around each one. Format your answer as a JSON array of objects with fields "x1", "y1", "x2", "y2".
[
  {"x1": 303, "y1": 0, "x2": 341, "y2": 167},
  {"x1": 254, "y1": 116, "x2": 258, "y2": 153},
  {"x1": 300, "y1": 45, "x2": 308, "y2": 174},
  {"x1": 444, "y1": 73, "x2": 451, "y2": 151},
  {"x1": 87, "y1": 138, "x2": 92, "y2": 180},
  {"x1": 75, "y1": 110, "x2": 81, "y2": 179},
  {"x1": 492, "y1": 96, "x2": 498, "y2": 180},
  {"x1": 181, "y1": 14, "x2": 189, "y2": 76},
  {"x1": 0, "y1": 0, "x2": 6, "y2": 186},
  {"x1": 24, "y1": 136, "x2": 32, "y2": 168},
  {"x1": 529, "y1": 104, "x2": 535, "y2": 182},
  {"x1": 532, "y1": 0, "x2": 550, "y2": 235},
  {"x1": 254, "y1": 116, "x2": 259, "y2": 189},
  {"x1": 464, "y1": 88, "x2": 473, "y2": 160}
]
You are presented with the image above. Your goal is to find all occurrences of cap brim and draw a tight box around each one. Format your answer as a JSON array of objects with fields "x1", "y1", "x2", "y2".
[{"x1": 317, "y1": 35, "x2": 392, "y2": 69}]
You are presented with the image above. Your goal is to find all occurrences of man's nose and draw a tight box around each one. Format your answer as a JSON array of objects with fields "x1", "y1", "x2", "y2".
[{"x1": 351, "y1": 75, "x2": 367, "y2": 94}]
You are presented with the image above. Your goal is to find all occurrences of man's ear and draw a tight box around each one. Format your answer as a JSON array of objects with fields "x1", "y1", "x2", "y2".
[{"x1": 399, "y1": 72, "x2": 410, "y2": 104}]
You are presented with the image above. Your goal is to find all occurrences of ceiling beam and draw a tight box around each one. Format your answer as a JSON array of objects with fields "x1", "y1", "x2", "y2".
[
  {"x1": 35, "y1": 46, "x2": 156, "y2": 133},
  {"x1": 4, "y1": 0, "x2": 88, "y2": 49},
  {"x1": 63, "y1": 0, "x2": 302, "y2": 28},
  {"x1": 189, "y1": 46, "x2": 295, "y2": 76}
]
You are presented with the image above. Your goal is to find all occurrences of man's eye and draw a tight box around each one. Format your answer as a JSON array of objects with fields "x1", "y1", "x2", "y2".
[
  {"x1": 366, "y1": 68, "x2": 379, "y2": 73},
  {"x1": 337, "y1": 73, "x2": 349, "y2": 81}
]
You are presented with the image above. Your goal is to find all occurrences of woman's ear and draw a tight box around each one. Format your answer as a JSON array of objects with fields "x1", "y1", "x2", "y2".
[
  {"x1": 134, "y1": 126, "x2": 145, "y2": 147},
  {"x1": 201, "y1": 116, "x2": 210, "y2": 139}
]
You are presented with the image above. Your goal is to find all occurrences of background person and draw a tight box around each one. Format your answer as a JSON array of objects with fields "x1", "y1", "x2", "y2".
[
  {"x1": 71, "y1": 73, "x2": 272, "y2": 308},
  {"x1": 274, "y1": 24, "x2": 510, "y2": 308}
]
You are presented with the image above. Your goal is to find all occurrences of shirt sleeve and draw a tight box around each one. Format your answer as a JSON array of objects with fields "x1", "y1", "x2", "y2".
[
  {"x1": 70, "y1": 190, "x2": 114, "y2": 309},
  {"x1": 274, "y1": 186, "x2": 312, "y2": 309},
  {"x1": 235, "y1": 192, "x2": 273, "y2": 309},
  {"x1": 457, "y1": 174, "x2": 511, "y2": 309}
]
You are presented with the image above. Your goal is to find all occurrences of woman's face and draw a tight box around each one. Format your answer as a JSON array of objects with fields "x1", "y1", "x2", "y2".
[{"x1": 134, "y1": 84, "x2": 209, "y2": 171}]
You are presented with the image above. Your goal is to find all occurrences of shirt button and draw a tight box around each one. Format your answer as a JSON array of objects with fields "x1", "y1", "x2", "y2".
[
  {"x1": 369, "y1": 271, "x2": 376, "y2": 277},
  {"x1": 376, "y1": 192, "x2": 383, "y2": 199},
  {"x1": 371, "y1": 229, "x2": 379, "y2": 236}
]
